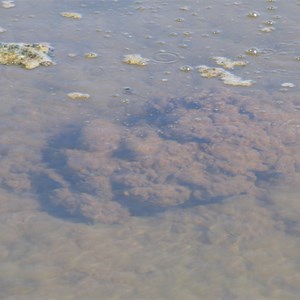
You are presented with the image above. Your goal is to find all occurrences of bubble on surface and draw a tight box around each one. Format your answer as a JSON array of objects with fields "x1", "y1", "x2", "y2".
[
  {"x1": 264, "y1": 20, "x2": 275, "y2": 26},
  {"x1": 212, "y1": 29, "x2": 221, "y2": 35},
  {"x1": 247, "y1": 11, "x2": 260, "y2": 18},
  {"x1": 60, "y1": 12, "x2": 82, "y2": 19},
  {"x1": 179, "y1": 65, "x2": 193, "y2": 72},
  {"x1": 245, "y1": 47, "x2": 261, "y2": 56}
]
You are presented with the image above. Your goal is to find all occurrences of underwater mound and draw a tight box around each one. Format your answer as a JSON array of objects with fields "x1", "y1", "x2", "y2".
[{"x1": 14, "y1": 89, "x2": 300, "y2": 223}]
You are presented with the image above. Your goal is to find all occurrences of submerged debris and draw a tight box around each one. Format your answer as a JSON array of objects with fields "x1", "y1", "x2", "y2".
[
  {"x1": 212, "y1": 56, "x2": 248, "y2": 69},
  {"x1": 180, "y1": 65, "x2": 193, "y2": 72},
  {"x1": 247, "y1": 11, "x2": 260, "y2": 18},
  {"x1": 60, "y1": 12, "x2": 82, "y2": 19},
  {"x1": 0, "y1": 42, "x2": 55, "y2": 69},
  {"x1": 123, "y1": 54, "x2": 149, "y2": 66},
  {"x1": 245, "y1": 47, "x2": 261, "y2": 56},
  {"x1": 197, "y1": 65, "x2": 254, "y2": 87}
]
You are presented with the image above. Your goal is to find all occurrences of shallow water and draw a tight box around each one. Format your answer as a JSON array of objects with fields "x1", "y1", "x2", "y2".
[{"x1": 1, "y1": 1, "x2": 300, "y2": 299}]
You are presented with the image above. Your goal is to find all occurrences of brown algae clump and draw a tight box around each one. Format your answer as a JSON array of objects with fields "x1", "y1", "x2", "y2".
[
  {"x1": 60, "y1": 12, "x2": 82, "y2": 19},
  {"x1": 67, "y1": 92, "x2": 90, "y2": 100},
  {"x1": 123, "y1": 54, "x2": 149, "y2": 66},
  {"x1": 0, "y1": 42, "x2": 55, "y2": 69},
  {"x1": 197, "y1": 65, "x2": 254, "y2": 87},
  {"x1": 212, "y1": 56, "x2": 248, "y2": 69}
]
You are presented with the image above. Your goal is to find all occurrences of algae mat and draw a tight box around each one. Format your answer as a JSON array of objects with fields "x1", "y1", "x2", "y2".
[{"x1": 0, "y1": 42, "x2": 54, "y2": 69}]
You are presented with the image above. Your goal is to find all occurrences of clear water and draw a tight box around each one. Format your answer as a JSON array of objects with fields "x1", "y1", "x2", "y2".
[{"x1": 0, "y1": 1, "x2": 300, "y2": 299}]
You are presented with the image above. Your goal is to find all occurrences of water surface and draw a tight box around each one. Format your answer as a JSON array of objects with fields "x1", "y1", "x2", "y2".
[{"x1": 0, "y1": 1, "x2": 300, "y2": 299}]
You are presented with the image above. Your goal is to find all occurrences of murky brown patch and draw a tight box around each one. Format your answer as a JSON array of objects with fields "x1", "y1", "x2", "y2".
[{"x1": 26, "y1": 88, "x2": 299, "y2": 224}]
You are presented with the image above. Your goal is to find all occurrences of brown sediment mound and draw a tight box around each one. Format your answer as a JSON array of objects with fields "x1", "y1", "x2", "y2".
[
  {"x1": 40, "y1": 90, "x2": 299, "y2": 223},
  {"x1": 42, "y1": 120, "x2": 129, "y2": 223}
]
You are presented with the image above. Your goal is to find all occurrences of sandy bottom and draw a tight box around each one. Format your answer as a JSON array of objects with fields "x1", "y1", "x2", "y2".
[{"x1": 0, "y1": 186, "x2": 299, "y2": 300}]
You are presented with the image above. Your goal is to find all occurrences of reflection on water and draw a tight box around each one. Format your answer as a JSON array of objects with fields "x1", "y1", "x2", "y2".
[{"x1": 0, "y1": 0, "x2": 300, "y2": 299}]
